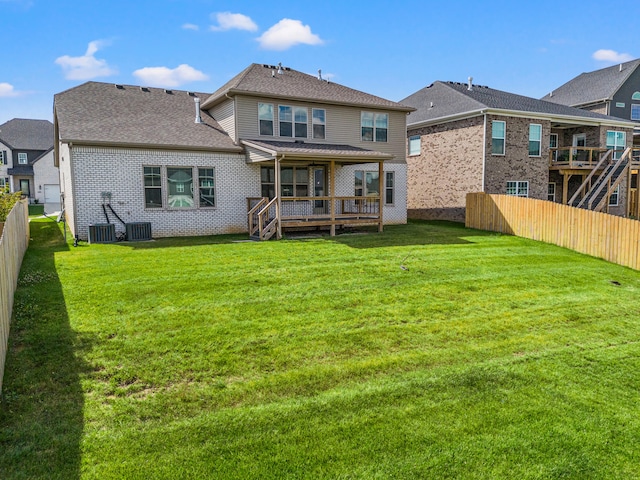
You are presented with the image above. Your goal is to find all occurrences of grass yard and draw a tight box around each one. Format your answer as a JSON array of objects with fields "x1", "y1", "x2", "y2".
[{"x1": 1, "y1": 218, "x2": 640, "y2": 479}]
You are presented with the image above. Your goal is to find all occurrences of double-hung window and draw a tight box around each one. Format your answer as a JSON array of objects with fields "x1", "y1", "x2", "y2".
[
  {"x1": 198, "y1": 168, "x2": 215, "y2": 207},
  {"x1": 492, "y1": 121, "x2": 505, "y2": 155},
  {"x1": 385, "y1": 172, "x2": 395, "y2": 205},
  {"x1": 609, "y1": 186, "x2": 620, "y2": 206},
  {"x1": 548, "y1": 183, "x2": 556, "y2": 202},
  {"x1": 18, "y1": 152, "x2": 28, "y2": 164},
  {"x1": 355, "y1": 170, "x2": 380, "y2": 196},
  {"x1": 144, "y1": 167, "x2": 162, "y2": 208},
  {"x1": 408, "y1": 135, "x2": 421, "y2": 156},
  {"x1": 279, "y1": 106, "x2": 307, "y2": 138},
  {"x1": 0, "y1": 150, "x2": 6, "y2": 165},
  {"x1": 606, "y1": 131, "x2": 626, "y2": 159},
  {"x1": 506, "y1": 181, "x2": 528, "y2": 197},
  {"x1": 258, "y1": 103, "x2": 274, "y2": 136},
  {"x1": 361, "y1": 112, "x2": 388, "y2": 142},
  {"x1": 312, "y1": 109, "x2": 325, "y2": 139},
  {"x1": 529, "y1": 124, "x2": 542, "y2": 156}
]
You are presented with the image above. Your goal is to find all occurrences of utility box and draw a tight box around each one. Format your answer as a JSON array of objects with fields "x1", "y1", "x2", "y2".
[
  {"x1": 88, "y1": 223, "x2": 116, "y2": 244},
  {"x1": 125, "y1": 222, "x2": 152, "y2": 241}
]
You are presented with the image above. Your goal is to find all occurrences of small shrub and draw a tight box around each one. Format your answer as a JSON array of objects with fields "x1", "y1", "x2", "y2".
[{"x1": 0, "y1": 192, "x2": 23, "y2": 222}]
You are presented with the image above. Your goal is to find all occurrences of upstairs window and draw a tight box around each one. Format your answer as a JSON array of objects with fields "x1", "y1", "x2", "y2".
[
  {"x1": 408, "y1": 135, "x2": 421, "y2": 156},
  {"x1": 631, "y1": 104, "x2": 640, "y2": 121},
  {"x1": 0, "y1": 150, "x2": 6, "y2": 165},
  {"x1": 279, "y1": 106, "x2": 307, "y2": 138},
  {"x1": 258, "y1": 103, "x2": 274, "y2": 136},
  {"x1": 361, "y1": 112, "x2": 388, "y2": 142},
  {"x1": 492, "y1": 121, "x2": 505, "y2": 155},
  {"x1": 312, "y1": 109, "x2": 326, "y2": 139},
  {"x1": 18, "y1": 153, "x2": 28, "y2": 164},
  {"x1": 529, "y1": 124, "x2": 542, "y2": 156}
]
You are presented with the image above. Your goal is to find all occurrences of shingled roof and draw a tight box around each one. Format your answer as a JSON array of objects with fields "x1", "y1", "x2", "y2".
[
  {"x1": 402, "y1": 81, "x2": 637, "y2": 127},
  {"x1": 54, "y1": 82, "x2": 241, "y2": 152},
  {"x1": 541, "y1": 59, "x2": 640, "y2": 107},
  {"x1": 0, "y1": 118, "x2": 53, "y2": 150},
  {"x1": 202, "y1": 63, "x2": 414, "y2": 112}
]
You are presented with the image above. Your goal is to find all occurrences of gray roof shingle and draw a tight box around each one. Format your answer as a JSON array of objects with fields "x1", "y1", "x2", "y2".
[
  {"x1": 541, "y1": 59, "x2": 640, "y2": 106},
  {"x1": 402, "y1": 81, "x2": 637, "y2": 126},
  {"x1": 202, "y1": 63, "x2": 414, "y2": 112},
  {"x1": 0, "y1": 118, "x2": 53, "y2": 150},
  {"x1": 54, "y1": 82, "x2": 241, "y2": 151}
]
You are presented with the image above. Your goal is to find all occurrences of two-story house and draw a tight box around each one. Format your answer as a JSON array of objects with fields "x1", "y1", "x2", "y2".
[
  {"x1": 400, "y1": 80, "x2": 638, "y2": 222},
  {"x1": 0, "y1": 118, "x2": 59, "y2": 209},
  {"x1": 54, "y1": 63, "x2": 413, "y2": 241}
]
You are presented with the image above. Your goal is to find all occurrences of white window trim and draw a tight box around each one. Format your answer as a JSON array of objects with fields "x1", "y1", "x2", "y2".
[
  {"x1": 548, "y1": 182, "x2": 556, "y2": 202},
  {"x1": 278, "y1": 105, "x2": 308, "y2": 139},
  {"x1": 144, "y1": 166, "x2": 217, "y2": 210},
  {"x1": 408, "y1": 135, "x2": 421, "y2": 156},
  {"x1": 529, "y1": 123, "x2": 542, "y2": 157},
  {"x1": 143, "y1": 166, "x2": 163, "y2": 209},
  {"x1": 18, "y1": 152, "x2": 28, "y2": 164},
  {"x1": 506, "y1": 180, "x2": 529, "y2": 197},
  {"x1": 492, "y1": 120, "x2": 506, "y2": 156},
  {"x1": 258, "y1": 102, "x2": 274, "y2": 137},
  {"x1": 361, "y1": 112, "x2": 388, "y2": 143},
  {"x1": 312, "y1": 108, "x2": 326, "y2": 140},
  {"x1": 609, "y1": 185, "x2": 620, "y2": 206},
  {"x1": 198, "y1": 167, "x2": 216, "y2": 208},
  {"x1": 385, "y1": 171, "x2": 395, "y2": 205}
]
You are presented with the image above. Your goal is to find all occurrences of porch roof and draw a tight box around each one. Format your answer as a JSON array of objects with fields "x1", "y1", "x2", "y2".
[{"x1": 241, "y1": 139, "x2": 393, "y2": 162}]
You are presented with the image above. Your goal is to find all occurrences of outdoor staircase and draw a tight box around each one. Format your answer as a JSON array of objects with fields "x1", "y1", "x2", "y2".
[
  {"x1": 569, "y1": 148, "x2": 632, "y2": 212},
  {"x1": 248, "y1": 197, "x2": 280, "y2": 241}
]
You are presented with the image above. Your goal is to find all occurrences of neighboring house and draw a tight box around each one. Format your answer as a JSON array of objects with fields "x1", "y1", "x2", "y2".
[
  {"x1": 0, "y1": 119, "x2": 60, "y2": 210},
  {"x1": 54, "y1": 64, "x2": 413, "y2": 241},
  {"x1": 541, "y1": 59, "x2": 640, "y2": 127},
  {"x1": 401, "y1": 80, "x2": 638, "y2": 222}
]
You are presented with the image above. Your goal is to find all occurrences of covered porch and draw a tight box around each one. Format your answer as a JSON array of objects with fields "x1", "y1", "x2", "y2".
[{"x1": 242, "y1": 139, "x2": 393, "y2": 240}]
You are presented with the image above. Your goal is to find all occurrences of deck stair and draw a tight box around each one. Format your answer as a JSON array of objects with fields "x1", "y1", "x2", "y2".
[
  {"x1": 248, "y1": 197, "x2": 279, "y2": 241},
  {"x1": 569, "y1": 148, "x2": 631, "y2": 212}
]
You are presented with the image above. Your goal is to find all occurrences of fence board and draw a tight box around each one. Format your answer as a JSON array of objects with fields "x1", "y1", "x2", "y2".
[
  {"x1": 466, "y1": 193, "x2": 640, "y2": 271},
  {"x1": 0, "y1": 199, "x2": 29, "y2": 393}
]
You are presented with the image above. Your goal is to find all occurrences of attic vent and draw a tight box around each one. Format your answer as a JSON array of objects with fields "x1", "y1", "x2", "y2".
[
  {"x1": 188, "y1": 92, "x2": 196, "y2": 96},
  {"x1": 140, "y1": 87, "x2": 149, "y2": 92},
  {"x1": 164, "y1": 89, "x2": 173, "y2": 94},
  {"x1": 115, "y1": 84, "x2": 124, "y2": 89}
]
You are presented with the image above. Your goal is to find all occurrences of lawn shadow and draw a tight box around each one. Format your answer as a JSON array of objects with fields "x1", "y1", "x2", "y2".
[{"x1": 0, "y1": 219, "x2": 89, "y2": 479}]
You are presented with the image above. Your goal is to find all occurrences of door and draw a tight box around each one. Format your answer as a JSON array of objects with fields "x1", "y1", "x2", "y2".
[
  {"x1": 44, "y1": 184, "x2": 61, "y2": 212},
  {"x1": 19, "y1": 179, "x2": 30, "y2": 197},
  {"x1": 312, "y1": 166, "x2": 326, "y2": 214}
]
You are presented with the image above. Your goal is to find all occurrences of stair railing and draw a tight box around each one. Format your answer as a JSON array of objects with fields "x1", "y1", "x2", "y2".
[
  {"x1": 587, "y1": 148, "x2": 632, "y2": 211},
  {"x1": 569, "y1": 149, "x2": 613, "y2": 207}
]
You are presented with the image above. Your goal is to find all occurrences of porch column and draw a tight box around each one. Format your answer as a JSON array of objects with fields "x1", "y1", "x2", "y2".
[
  {"x1": 330, "y1": 160, "x2": 336, "y2": 236},
  {"x1": 562, "y1": 174, "x2": 569, "y2": 205},
  {"x1": 378, "y1": 160, "x2": 384, "y2": 233},
  {"x1": 275, "y1": 155, "x2": 282, "y2": 239}
]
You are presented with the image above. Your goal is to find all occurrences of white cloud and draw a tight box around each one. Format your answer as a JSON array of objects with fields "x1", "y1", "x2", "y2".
[
  {"x1": 257, "y1": 19, "x2": 323, "y2": 51},
  {"x1": 182, "y1": 23, "x2": 199, "y2": 31},
  {"x1": 210, "y1": 12, "x2": 257, "y2": 32},
  {"x1": 0, "y1": 82, "x2": 21, "y2": 97},
  {"x1": 55, "y1": 40, "x2": 117, "y2": 80},
  {"x1": 592, "y1": 49, "x2": 634, "y2": 63},
  {"x1": 132, "y1": 64, "x2": 209, "y2": 88}
]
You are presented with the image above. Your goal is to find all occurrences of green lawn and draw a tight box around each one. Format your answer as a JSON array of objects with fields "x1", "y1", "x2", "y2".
[{"x1": 2, "y1": 218, "x2": 640, "y2": 479}]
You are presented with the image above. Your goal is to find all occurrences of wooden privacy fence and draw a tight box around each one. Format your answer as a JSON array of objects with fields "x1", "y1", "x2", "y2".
[
  {"x1": 466, "y1": 193, "x2": 640, "y2": 271},
  {"x1": 0, "y1": 199, "x2": 30, "y2": 393}
]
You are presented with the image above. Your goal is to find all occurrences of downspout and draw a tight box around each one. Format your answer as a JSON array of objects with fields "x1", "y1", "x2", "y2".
[{"x1": 481, "y1": 112, "x2": 487, "y2": 192}]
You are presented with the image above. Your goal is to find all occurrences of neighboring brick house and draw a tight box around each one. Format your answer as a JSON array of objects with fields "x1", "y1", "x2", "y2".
[
  {"x1": 0, "y1": 119, "x2": 60, "y2": 210},
  {"x1": 400, "y1": 80, "x2": 637, "y2": 222},
  {"x1": 54, "y1": 64, "x2": 413, "y2": 241}
]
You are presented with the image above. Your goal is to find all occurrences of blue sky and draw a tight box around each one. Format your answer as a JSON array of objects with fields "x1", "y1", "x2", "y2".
[{"x1": 1, "y1": 0, "x2": 639, "y2": 124}]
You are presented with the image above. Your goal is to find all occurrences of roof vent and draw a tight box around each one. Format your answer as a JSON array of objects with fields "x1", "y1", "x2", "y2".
[
  {"x1": 318, "y1": 69, "x2": 322, "y2": 81},
  {"x1": 272, "y1": 69, "x2": 275, "y2": 77},
  {"x1": 140, "y1": 87, "x2": 149, "y2": 92},
  {"x1": 549, "y1": 90, "x2": 553, "y2": 97},
  {"x1": 467, "y1": 77, "x2": 473, "y2": 91},
  {"x1": 277, "y1": 62, "x2": 284, "y2": 75},
  {"x1": 429, "y1": 102, "x2": 434, "y2": 108},
  {"x1": 620, "y1": 63, "x2": 623, "y2": 72},
  {"x1": 188, "y1": 92, "x2": 196, "y2": 96},
  {"x1": 194, "y1": 97, "x2": 203, "y2": 124},
  {"x1": 164, "y1": 89, "x2": 173, "y2": 94},
  {"x1": 115, "y1": 84, "x2": 124, "y2": 89}
]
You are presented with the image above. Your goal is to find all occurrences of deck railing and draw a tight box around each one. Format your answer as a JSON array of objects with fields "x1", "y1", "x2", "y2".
[{"x1": 549, "y1": 147, "x2": 608, "y2": 168}]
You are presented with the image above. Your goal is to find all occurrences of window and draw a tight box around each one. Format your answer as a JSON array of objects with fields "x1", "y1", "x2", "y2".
[
  {"x1": 408, "y1": 135, "x2": 421, "y2": 156},
  {"x1": 18, "y1": 153, "x2": 28, "y2": 164},
  {"x1": 261, "y1": 166, "x2": 275, "y2": 198},
  {"x1": 632, "y1": 92, "x2": 640, "y2": 100},
  {"x1": 385, "y1": 171, "x2": 395, "y2": 205},
  {"x1": 355, "y1": 170, "x2": 380, "y2": 196},
  {"x1": 573, "y1": 133, "x2": 586, "y2": 147},
  {"x1": 492, "y1": 121, "x2": 505, "y2": 155},
  {"x1": 361, "y1": 112, "x2": 388, "y2": 142},
  {"x1": 0, "y1": 150, "x2": 6, "y2": 165},
  {"x1": 167, "y1": 167, "x2": 194, "y2": 208},
  {"x1": 548, "y1": 183, "x2": 556, "y2": 202},
  {"x1": 606, "y1": 130, "x2": 626, "y2": 159},
  {"x1": 549, "y1": 133, "x2": 558, "y2": 161},
  {"x1": 281, "y1": 166, "x2": 308, "y2": 196},
  {"x1": 198, "y1": 168, "x2": 215, "y2": 207},
  {"x1": 631, "y1": 104, "x2": 640, "y2": 121},
  {"x1": 312, "y1": 109, "x2": 325, "y2": 139},
  {"x1": 279, "y1": 106, "x2": 307, "y2": 138},
  {"x1": 609, "y1": 186, "x2": 620, "y2": 206},
  {"x1": 529, "y1": 124, "x2": 542, "y2": 156},
  {"x1": 144, "y1": 167, "x2": 162, "y2": 208},
  {"x1": 506, "y1": 181, "x2": 528, "y2": 197},
  {"x1": 258, "y1": 103, "x2": 274, "y2": 136},
  {"x1": 616, "y1": 102, "x2": 625, "y2": 108}
]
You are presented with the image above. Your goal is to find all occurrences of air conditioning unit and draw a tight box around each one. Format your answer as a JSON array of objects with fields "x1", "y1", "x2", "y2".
[
  {"x1": 125, "y1": 222, "x2": 152, "y2": 241},
  {"x1": 88, "y1": 223, "x2": 116, "y2": 244}
]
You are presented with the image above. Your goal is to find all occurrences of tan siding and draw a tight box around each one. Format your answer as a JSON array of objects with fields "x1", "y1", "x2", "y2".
[
  {"x1": 235, "y1": 95, "x2": 406, "y2": 164},
  {"x1": 210, "y1": 99, "x2": 236, "y2": 141}
]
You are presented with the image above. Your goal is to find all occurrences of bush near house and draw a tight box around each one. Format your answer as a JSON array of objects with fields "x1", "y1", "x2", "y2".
[
  {"x1": 0, "y1": 192, "x2": 22, "y2": 222},
  {"x1": 1, "y1": 219, "x2": 640, "y2": 479}
]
